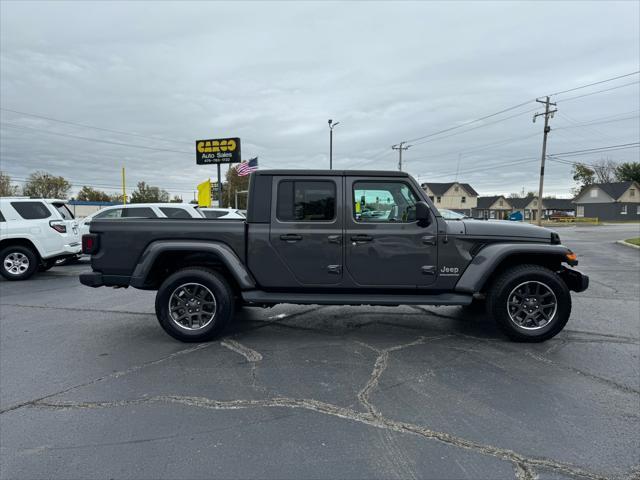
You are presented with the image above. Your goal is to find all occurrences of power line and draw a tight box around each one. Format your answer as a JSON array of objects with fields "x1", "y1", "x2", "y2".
[
  {"x1": 409, "y1": 106, "x2": 540, "y2": 148},
  {"x1": 1, "y1": 122, "x2": 193, "y2": 155},
  {"x1": 0, "y1": 107, "x2": 190, "y2": 146},
  {"x1": 547, "y1": 70, "x2": 640, "y2": 96},
  {"x1": 556, "y1": 80, "x2": 640, "y2": 103},
  {"x1": 403, "y1": 100, "x2": 535, "y2": 144},
  {"x1": 548, "y1": 142, "x2": 640, "y2": 158}
]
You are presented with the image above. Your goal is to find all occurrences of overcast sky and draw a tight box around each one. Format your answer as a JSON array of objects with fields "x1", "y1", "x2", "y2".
[{"x1": 1, "y1": 1, "x2": 639, "y2": 199}]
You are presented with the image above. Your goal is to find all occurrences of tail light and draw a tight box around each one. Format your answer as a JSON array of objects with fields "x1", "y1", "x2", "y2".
[
  {"x1": 49, "y1": 220, "x2": 67, "y2": 233},
  {"x1": 82, "y1": 234, "x2": 99, "y2": 254}
]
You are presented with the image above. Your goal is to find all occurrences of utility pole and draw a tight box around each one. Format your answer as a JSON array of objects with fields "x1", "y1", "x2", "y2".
[
  {"x1": 392, "y1": 142, "x2": 411, "y2": 171},
  {"x1": 328, "y1": 119, "x2": 340, "y2": 170},
  {"x1": 533, "y1": 96, "x2": 557, "y2": 226},
  {"x1": 121, "y1": 166, "x2": 126, "y2": 205}
]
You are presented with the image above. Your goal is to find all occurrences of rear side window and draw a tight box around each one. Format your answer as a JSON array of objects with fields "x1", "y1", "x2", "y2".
[
  {"x1": 53, "y1": 203, "x2": 74, "y2": 220},
  {"x1": 160, "y1": 207, "x2": 192, "y2": 218},
  {"x1": 0, "y1": 210, "x2": 5, "y2": 222},
  {"x1": 276, "y1": 180, "x2": 336, "y2": 222},
  {"x1": 94, "y1": 208, "x2": 123, "y2": 219},
  {"x1": 122, "y1": 207, "x2": 157, "y2": 218},
  {"x1": 11, "y1": 201, "x2": 51, "y2": 220}
]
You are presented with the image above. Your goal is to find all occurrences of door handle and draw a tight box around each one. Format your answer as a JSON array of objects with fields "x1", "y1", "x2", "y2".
[
  {"x1": 280, "y1": 234, "x2": 302, "y2": 243},
  {"x1": 327, "y1": 264, "x2": 342, "y2": 274},
  {"x1": 351, "y1": 234, "x2": 373, "y2": 243},
  {"x1": 422, "y1": 235, "x2": 437, "y2": 246},
  {"x1": 421, "y1": 265, "x2": 436, "y2": 275},
  {"x1": 328, "y1": 235, "x2": 342, "y2": 245}
]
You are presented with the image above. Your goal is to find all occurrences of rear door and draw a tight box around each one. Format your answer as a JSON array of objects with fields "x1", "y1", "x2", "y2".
[
  {"x1": 268, "y1": 175, "x2": 343, "y2": 286},
  {"x1": 51, "y1": 202, "x2": 80, "y2": 244},
  {"x1": 345, "y1": 176, "x2": 438, "y2": 287}
]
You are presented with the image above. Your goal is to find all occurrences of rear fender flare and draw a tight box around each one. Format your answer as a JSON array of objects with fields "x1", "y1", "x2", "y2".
[
  {"x1": 454, "y1": 243, "x2": 572, "y2": 294},
  {"x1": 129, "y1": 240, "x2": 256, "y2": 289}
]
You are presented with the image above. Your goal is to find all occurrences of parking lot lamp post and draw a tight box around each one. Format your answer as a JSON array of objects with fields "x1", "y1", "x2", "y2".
[{"x1": 328, "y1": 119, "x2": 340, "y2": 170}]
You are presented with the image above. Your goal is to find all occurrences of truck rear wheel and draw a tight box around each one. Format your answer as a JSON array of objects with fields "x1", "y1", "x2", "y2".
[
  {"x1": 0, "y1": 245, "x2": 38, "y2": 281},
  {"x1": 155, "y1": 268, "x2": 234, "y2": 342},
  {"x1": 486, "y1": 264, "x2": 571, "y2": 342}
]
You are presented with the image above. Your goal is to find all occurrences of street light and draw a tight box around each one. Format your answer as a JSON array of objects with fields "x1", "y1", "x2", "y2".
[{"x1": 328, "y1": 119, "x2": 340, "y2": 170}]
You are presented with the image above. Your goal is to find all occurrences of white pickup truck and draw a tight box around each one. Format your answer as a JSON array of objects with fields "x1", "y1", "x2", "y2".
[{"x1": 0, "y1": 197, "x2": 81, "y2": 280}]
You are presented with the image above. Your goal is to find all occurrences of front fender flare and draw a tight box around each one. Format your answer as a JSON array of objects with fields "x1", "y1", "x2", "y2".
[
  {"x1": 129, "y1": 240, "x2": 256, "y2": 290},
  {"x1": 454, "y1": 243, "x2": 573, "y2": 294}
]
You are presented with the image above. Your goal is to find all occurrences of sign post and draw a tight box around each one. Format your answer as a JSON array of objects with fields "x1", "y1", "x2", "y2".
[{"x1": 196, "y1": 137, "x2": 241, "y2": 208}]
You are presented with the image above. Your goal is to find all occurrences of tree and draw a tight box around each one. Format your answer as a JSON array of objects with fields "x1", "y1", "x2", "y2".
[
  {"x1": 615, "y1": 162, "x2": 640, "y2": 183},
  {"x1": 571, "y1": 163, "x2": 595, "y2": 195},
  {"x1": 77, "y1": 186, "x2": 112, "y2": 202},
  {"x1": 22, "y1": 171, "x2": 71, "y2": 199},
  {"x1": 169, "y1": 195, "x2": 183, "y2": 203},
  {"x1": 0, "y1": 171, "x2": 19, "y2": 196},
  {"x1": 592, "y1": 158, "x2": 617, "y2": 184},
  {"x1": 129, "y1": 181, "x2": 169, "y2": 203},
  {"x1": 222, "y1": 166, "x2": 250, "y2": 208}
]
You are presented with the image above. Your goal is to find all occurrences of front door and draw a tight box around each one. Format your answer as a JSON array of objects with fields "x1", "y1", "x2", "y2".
[
  {"x1": 269, "y1": 176, "x2": 343, "y2": 286},
  {"x1": 345, "y1": 177, "x2": 438, "y2": 287}
]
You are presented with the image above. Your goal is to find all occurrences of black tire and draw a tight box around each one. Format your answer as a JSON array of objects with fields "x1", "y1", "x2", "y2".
[
  {"x1": 155, "y1": 268, "x2": 234, "y2": 342},
  {"x1": 38, "y1": 259, "x2": 56, "y2": 272},
  {"x1": 486, "y1": 264, "x2": 571, "y2": 342},
  {"x1": 0, "y1": 245, "x2": 38, "y2": 281}
]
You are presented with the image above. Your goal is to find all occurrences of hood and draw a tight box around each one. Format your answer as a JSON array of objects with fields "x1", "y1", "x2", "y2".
[{"x1": 460, "y1": 219, "x2": 556, "y2": 242}]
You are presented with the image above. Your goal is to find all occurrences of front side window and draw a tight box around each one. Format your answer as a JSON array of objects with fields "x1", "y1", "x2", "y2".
[
  {"x1": 277, "y1": 180, "x2": 335, "y2": 222},
  {"x1": 123, "y1": 207, "x2": 157, "y2": 218},
  {"x1": 353, "y1": 181, "x2": 418, "y2": 223},
  {"x1": 95, "y1": 208, "x2": 123, "y2": 219},
  {"x1": 11, "y1": 201, "x2": 51, "y2": 220},
  {"x1": 160, "y1": 207, "x2": 191, "y2": 218},
  {"x1": 203, "y1": 210, "x2": 228, "y2": 219}
]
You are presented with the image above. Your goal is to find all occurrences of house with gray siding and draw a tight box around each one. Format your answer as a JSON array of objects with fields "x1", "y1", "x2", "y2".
[{"x1": 573, "y1": 181, "x2": 640, "y2": 221}]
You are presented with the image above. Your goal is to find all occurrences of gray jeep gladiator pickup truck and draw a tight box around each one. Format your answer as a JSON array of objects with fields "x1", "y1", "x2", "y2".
[{"x1": 80, "y1": 170, "x2": 588, "y2": 343}]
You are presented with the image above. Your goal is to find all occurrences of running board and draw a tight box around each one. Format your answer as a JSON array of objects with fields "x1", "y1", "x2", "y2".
[{"x1": 241, "y1": 291, "x2": 473, "y2": 307}]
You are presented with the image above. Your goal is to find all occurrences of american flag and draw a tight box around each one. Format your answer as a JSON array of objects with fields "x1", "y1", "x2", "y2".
[{"x1": 235, "y1": 157, "x2": 259, "y2": 176}]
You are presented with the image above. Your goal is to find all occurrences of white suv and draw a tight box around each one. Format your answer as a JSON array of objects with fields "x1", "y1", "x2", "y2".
[
  {"x1": 78, "y1": 203, "x2": 204, "y2": 237},
  {"x1": 0, "y1": 198, "x2": 81, "y2": 280}
]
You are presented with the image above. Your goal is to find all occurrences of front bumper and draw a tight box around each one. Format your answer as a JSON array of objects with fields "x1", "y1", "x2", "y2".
[{"x1": 559, "y1": 267, "x2": 589, "y2": 293}]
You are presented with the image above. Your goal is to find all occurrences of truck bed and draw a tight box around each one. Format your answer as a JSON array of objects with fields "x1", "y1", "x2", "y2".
[{"x1": 90, "y1": 218, "x2": 246, "y2": 276}]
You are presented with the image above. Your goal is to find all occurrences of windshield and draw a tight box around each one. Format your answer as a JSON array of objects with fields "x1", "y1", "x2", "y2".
[{"x1": 440, "y1": 209, "x2": 466, "y2": 220}]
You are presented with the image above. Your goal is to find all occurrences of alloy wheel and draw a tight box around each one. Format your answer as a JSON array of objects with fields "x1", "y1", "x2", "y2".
[
  {"x1": 168, "y1": 282, "x2": 217, "y2": 331},
  {"x1": 507, "y1": 280, "x2": 557, "y2": 330},
  {"x1": 3, "y1": 252, "x2": 29, "y2": 276}
]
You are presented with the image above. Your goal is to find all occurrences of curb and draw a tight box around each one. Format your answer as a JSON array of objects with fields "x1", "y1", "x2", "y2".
[{"x1": 616, "y1": 240, "x2": 640, "y2": 250}]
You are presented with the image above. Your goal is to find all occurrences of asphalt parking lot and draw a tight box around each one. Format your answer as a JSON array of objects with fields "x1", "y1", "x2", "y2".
[{"x1": 1, "y1": 224, "x2": 639, "y2": 480}]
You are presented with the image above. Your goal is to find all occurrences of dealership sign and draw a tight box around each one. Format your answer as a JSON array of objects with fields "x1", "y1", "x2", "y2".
[{"x1": 196, "y1": 138, "x2": 241, "y2": 164}]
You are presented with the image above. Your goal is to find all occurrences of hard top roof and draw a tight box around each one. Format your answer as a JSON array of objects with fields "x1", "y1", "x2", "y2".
[{"x1": 254, "y1": 169, "x2": 410, "y2": 177}]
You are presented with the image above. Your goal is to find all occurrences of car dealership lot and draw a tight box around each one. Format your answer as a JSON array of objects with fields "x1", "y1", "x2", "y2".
[{"x1": 1, "y1": 224, "x2": 638, "y2": 480}]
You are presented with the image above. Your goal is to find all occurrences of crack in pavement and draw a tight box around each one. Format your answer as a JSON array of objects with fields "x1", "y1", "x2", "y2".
[
  {"x1": 32, "y1": 393, "x2": 608, "y2": 480},
  {"x1": 4, "y1": 308, "x2": 635, "y2": 479},
  {"x1": 0, "y1": 342, "x2": 212, "y2": 414},
  {"x1": 522, "y1": 351, "x2": 640, "y2": 395},
  {"x1": 0, "y1": 303, "x2": 154, "y2": 316}
]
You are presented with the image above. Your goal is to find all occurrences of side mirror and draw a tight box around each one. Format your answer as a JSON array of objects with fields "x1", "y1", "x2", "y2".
[{"x1": 415, "y1": 201, "x2": 431, "y2": 226}]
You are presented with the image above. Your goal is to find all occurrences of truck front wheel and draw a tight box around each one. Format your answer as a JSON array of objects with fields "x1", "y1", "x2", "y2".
[
  {"x1": 155, "y1": 268, "x2": 234, "y2": 342},
  {"x1": 486, "y1": 264, "x2": 571, "y2": 342}
]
